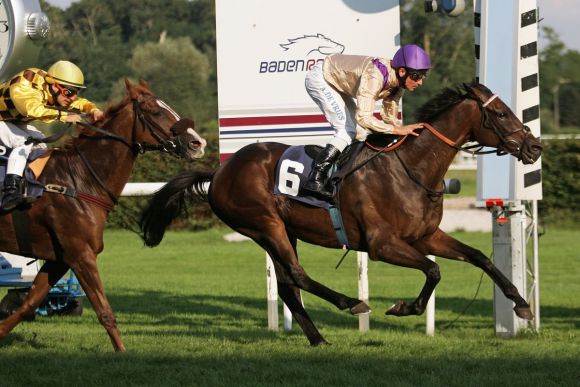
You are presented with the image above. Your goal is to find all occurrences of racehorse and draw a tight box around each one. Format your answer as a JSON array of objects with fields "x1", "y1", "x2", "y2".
[
  {"x1": 0, "y1": 79, "x2": 206, "y2": 352},
  {"x1": 140, "y1": 82, "x2": 543, "y2": 346}
]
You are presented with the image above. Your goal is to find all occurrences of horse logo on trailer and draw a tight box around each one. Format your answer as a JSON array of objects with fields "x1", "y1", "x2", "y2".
[{"x1": 279, "y1": 34, "x2": 345, "y2": 56}]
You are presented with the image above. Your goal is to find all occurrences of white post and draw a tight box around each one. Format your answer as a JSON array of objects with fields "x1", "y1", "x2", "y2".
[
  {"x1": 283, "y1": 303, "x2": 293, "y2": 331},
  {"x1": 426, "y1": 255, "x2": 436, "y2": 336},
  {"x1": 492, "y1": 202, "x2": 528, "y2": 337},
  {"x1": 357, "y1": 252, "x2": 369, "y2": 332},
  {"x1": 265, "y1": 253, "x2": 278, "y2": 331},
  {"x1": 531, "y1": 200, "x2": 540, "y2": 330}
]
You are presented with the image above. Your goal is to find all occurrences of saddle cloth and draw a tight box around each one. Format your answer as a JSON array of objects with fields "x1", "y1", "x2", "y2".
[
  {"x1": 273, "y1": 145, "x2": 331, "y2": 209},
  {"x1": 0, "y1": 147, "x2": 50, "y2": 204}
]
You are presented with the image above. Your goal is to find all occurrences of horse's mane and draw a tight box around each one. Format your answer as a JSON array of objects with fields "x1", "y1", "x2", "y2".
[
  {"x1": 416, "y1": 80, "x2": 487, "y2": 123},
  {"x1": 62, "y1": 82, "x2": 154, "y2": 148}
]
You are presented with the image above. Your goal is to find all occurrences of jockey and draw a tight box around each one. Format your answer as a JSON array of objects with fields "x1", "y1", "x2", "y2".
[
  {"x1": 303, "y1": 44, "x2": 431, "y2": 198},
  {"x1": 0, "y1": 60, "x2": 104, "y2": 211}
]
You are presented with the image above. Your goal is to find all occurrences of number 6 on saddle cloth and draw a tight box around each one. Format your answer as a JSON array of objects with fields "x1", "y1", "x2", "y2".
[{"x1": 274, "y1": 143, "x2": 367, "y2": 249}]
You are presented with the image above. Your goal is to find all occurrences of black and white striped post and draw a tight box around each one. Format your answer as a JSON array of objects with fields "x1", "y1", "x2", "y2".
[{"x1": 474, "y1": 0, "x2": 542, "y2": 336}]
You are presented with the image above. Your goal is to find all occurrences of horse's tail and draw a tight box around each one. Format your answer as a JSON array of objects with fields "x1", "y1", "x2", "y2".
[{"x1": 139, "y1": 169, "x2": 215, "y2": 247}]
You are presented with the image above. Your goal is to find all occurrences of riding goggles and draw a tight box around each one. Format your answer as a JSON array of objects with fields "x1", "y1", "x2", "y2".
[
  {"x1": 408, "y1": 70, "x2": 428, "y2": 81},
  {"x1": 54, "y1": 82, "x2": 80, "y2": 97}
]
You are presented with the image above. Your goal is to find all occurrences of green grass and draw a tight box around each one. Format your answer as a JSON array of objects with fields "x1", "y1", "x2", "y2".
[{"x1": 0, "y1": 228, "x2": 578, "y2": 386}]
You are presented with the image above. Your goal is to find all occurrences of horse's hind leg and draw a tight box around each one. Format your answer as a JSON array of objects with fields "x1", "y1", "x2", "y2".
[
  {"x1": 270, "y1": 241, "x2": 327, "y2": 346},
  {"x1": 0, "y1": 260, "x2": 69, "y2": 340},
  {"x1": 258, "y1": 225, "x2": 369, "y2": 314},
  {"x1": 416, "y1": 229, "x2": 533, "y2": 320},
  {"x1": 66, "y1": 253, "x2": 126, "y2": 352}
]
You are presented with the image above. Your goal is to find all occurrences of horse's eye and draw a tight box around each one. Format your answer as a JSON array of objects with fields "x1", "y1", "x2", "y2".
[{"x1": 498, "y1": 112, "x2": 507, "y2": 119}]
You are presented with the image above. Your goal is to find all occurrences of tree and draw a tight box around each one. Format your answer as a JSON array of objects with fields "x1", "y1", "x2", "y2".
[{"x1": 123, "y1": 37, "x2": 216, "y2": 126}]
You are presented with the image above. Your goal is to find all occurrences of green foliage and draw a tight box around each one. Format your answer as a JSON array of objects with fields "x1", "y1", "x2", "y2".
[
  {"x1": 538, "y1": 139, "x2": 580, "y2": 224},
  {"x1": 127, "y1": 37, "x2": 216, "y2": 124},
  {"x1": 539, "y1": 27, "x2": 580, "y2": 131},
  {"x1": 400, "y1": 0, "x2": 476, "y2": 121},
  {"x1": 37, "y1": 0, "x2": 217, "y2": 126}
]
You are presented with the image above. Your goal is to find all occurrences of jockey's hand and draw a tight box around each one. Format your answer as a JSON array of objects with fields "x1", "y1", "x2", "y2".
[
  {"x1": 64, "y1": 113, "x2": 83, "y2": 124},
  {"x1": 393, "y1": 123, "x2": 423, "y2": 136},
  {"x1": 90, "y1": 109, "x2": 105, "y2": 122}
]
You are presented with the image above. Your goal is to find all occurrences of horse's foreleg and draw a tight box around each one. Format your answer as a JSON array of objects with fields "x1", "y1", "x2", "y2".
[
  {"x1": 0, "y1": 260, "x2": 69, "y2": 340},
  {"x1": 416, "y1": 229, "x2": 532, "y2": 320},
  {"x1": 66, "y1": 254, "x2": 126, "y2": 352},
  {"x1": 370, "y1": 239, "x2": 441, "y2": 317}
]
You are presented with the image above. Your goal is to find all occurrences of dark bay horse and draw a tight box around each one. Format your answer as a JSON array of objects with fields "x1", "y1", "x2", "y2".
[
  {"x1": 0, "y1": 80, "x2": 206, "y2": 352},
  {"x1": 140, "y1": 82, "x2": 543, "y2": 346}
]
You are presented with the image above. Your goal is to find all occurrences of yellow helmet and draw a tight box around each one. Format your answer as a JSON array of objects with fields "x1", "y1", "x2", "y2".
[{"x1": 46, "y1": 60, "x2": 86, "y2": 88}]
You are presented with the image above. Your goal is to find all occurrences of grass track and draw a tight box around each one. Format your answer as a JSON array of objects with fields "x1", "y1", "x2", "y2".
[{"x1": 0, "y1": 228, "x2": 578, "y2": 386}]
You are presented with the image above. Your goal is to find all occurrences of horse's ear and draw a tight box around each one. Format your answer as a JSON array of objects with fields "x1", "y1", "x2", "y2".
[
  {"x1": 139, "y1": 79, "x2": 150, "y2": 89},
  {"x1": 124, "y1": 78, "x2": 133, "y2": 90}
]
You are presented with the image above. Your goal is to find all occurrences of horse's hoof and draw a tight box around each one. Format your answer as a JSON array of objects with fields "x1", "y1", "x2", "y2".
[
  {"x1": 514, "y1": 306, "x2": 534, "y2": 320},
  {"x1": 310, "y1": 339, "x2": 331, "y2": 347},
  {"x1": 350, "y1": 301, "x2": 371, "y2": 315},
  {"x1": 385, "y1": 301, "x2": 409, "y2": 316}
]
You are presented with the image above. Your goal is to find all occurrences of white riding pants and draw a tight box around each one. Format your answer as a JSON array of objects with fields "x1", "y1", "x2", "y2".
[
  {"x1": 305, "y1": 62, "x2": 357, "y2": 152},
  {"x1": 0, "y1": 121, "x2": 45, "y2": 176}
]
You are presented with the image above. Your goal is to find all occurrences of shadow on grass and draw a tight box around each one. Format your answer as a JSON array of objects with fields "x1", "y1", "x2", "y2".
[
  {"x1": 10, "y1": 288, "x2": 573, "y2": 337},
  {"x1": 0, "y1": 348, "x2": 578, "y2": 387}
]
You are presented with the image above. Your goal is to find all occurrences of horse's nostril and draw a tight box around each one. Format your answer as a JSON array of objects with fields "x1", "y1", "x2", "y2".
[{"x1": 189, "y1": 140, "x2": 201, "y2": 149}]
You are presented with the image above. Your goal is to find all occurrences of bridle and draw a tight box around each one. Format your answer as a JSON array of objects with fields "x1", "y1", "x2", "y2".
[
  {"x1": 72, "y1": 96, "x2": 187, "y2": 206},
  {"x1": 418, "y1": 92, "x2": 532, "y2": 161},
  {"x1": 470, "y1": 93, "x2": 532, "y2": 160},
  {"x1": 76, "y1": 97, "x2": 185, "y2": 157}
]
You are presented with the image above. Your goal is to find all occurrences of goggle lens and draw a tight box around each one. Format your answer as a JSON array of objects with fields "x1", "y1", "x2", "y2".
[
  {"x1": 409, "y1": 71, "x2": 427, "y2": 81},
  {"x1": 55, "y1": 83, "x2": 79, "y2": 97}
]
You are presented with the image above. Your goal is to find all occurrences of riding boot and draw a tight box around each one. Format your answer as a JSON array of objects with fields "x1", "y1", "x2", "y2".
[
  {"x1": 1, "y1": 174, "x2": 27, "y2": 211},
  {"x1": 303, "y1": 144, "x2": 341, "y2": 198}
]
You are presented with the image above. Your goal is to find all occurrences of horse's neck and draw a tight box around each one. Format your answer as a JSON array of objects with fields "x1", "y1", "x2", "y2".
[
  {"x1": 69, "y1": 123, "x2": 137, "y2": 198},
  {"x1": 398, "y1": 119, "x2": 471, "y2": 187}
]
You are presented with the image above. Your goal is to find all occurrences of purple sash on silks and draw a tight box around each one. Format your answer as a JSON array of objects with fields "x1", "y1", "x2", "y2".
[
  {"x1": 372, "y1": 58, "x2": 389, "y2": 89},
  {"x1": 0, "y1": 148, "x2": 47, "y2": 201},
  {"x1": 274, "y1": 145, "x2": 330, "y2": 209}
]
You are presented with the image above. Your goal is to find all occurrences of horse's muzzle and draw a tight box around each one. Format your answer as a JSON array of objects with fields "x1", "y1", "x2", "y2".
[
  {"x1": 519, "y1": 135, "x2": 543, "y2": 164},
  {"x1": 170, "y1": 118, "x2": 207, "y2": 160}
]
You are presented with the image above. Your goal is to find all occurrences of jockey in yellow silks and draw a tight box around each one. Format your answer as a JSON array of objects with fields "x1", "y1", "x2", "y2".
[{"x1": 0, "y1": 60, "x2": 104, "y2": 210}]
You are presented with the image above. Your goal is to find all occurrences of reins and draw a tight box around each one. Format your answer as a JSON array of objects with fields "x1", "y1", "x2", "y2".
[
  {"x1": 337, "y1": 91, "x2": 513, "y2": 198},
  {"x1": 27, "y1": 97, "x2": 182, "y2": 211}
]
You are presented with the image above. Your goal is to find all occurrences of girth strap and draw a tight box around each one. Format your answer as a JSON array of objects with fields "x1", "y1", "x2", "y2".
[
  {"x1": 45, "y1": 184, "x2": 115, "y2": 212},
  {"x1": 328, "y1": 204, "x2": 350, "y2": 250}
]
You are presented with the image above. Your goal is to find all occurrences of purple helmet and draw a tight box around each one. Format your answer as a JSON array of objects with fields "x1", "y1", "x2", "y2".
[{"x1": 392, "y1": 44, "x2": 431, "y2": 70}]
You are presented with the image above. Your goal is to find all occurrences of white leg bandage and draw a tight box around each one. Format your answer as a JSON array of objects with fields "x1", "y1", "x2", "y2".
[{"x1": 0, "y1": 122, "x2": 44, "y2": 176}]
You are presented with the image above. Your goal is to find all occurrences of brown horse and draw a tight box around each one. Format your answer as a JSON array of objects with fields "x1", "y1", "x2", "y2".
[
  {"x1": 0, "y1": 80, "x2": 206, "y2": 352},
  {"x1": 140, "y1": 82, "x2": 543, "y2": 346}
]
